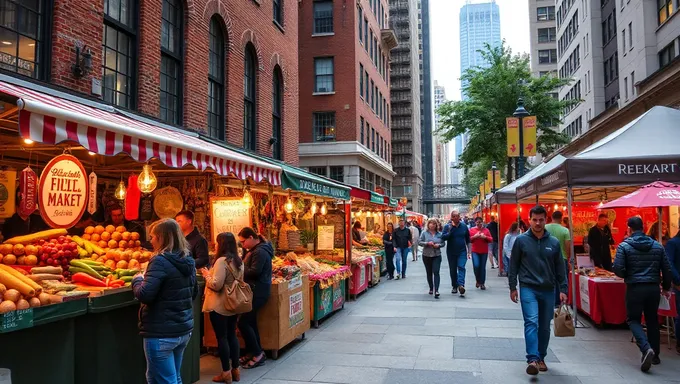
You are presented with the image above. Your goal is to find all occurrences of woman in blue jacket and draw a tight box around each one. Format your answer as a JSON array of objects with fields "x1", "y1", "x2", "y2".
[{"x1": 132, "y1": 218, "x2": 198, "y2": 384}]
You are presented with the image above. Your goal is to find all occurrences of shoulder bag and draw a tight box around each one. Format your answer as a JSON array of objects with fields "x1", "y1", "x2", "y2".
[{"x1": 223, "y1": 261, "x2": 253, "y2": 314}]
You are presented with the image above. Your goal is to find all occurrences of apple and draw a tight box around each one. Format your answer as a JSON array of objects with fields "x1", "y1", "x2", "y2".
[
  {"x1": 64, "y1": 250, "x2": 73, "y2": 258},
  {"x1": 46, "y1": 258, "x2": 54, "y2": 265}
]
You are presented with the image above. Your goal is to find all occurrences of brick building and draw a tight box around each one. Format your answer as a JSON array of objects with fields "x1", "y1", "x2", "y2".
[
  {"x1": 0, "y1": 0, "x2": 299, "y2": 163},
  {"x1": 297, "y1": 0, "x2": 397, "y2": 194}
]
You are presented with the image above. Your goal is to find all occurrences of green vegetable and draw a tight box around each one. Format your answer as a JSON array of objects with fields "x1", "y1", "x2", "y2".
[
  {"x1": 120, "y1": 276, "x2": 133, "y2": 282},
  {"x1": 69, "y1": 260, "x2": 104, "y2": 280},
  {"x1": 115, "y1": 269, "x2": 140, "y2": 277}
]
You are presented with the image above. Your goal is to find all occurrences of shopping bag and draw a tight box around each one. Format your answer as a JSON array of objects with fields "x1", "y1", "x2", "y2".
[
  {"x1": 553, "y1": 305, "x2": 575, "y2": 337},
  {"x1": 659, "y1": 295, "x2": 671, "y2": 311}
]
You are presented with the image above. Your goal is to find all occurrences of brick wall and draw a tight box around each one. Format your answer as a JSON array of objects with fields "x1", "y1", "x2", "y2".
[{"x1": 47, "y1": 0, "x2": 299, "y2": 164}]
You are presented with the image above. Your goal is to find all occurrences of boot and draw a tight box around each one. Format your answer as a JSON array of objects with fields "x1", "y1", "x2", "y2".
[
  {"x1": 212, "y1": 371, "x2": 232, "y2": 383},
  {"x1": 231, "y1": 367, "x2": 241, "y2": 382}
]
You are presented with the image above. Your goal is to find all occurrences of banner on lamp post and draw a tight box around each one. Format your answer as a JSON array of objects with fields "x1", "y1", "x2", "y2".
[
  {"x1": 494, "y1": 169, "x2": 502, "y2": 190},
  {"x1": 522, "y1": 116, "x2": 538, "y2": 157},
  {"x1": 506, "y1": 117, "x2": 520, "y2": 157}
]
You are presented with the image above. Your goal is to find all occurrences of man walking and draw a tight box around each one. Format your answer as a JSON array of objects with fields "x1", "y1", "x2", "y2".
[
  {"x1": 442, "y1": 210, "x2": 470, "y2": 296},
  {"x1": 613, "y1": 217, "x2": 675, "y2": 371},
  {"x1": 409, "y1": 220, "x2": 420, "y2": 261},
  {"x1": 663, "y1": 221, "x2": 680, "y2": 355},
  {"x1": 509, "y1": 205, "x2": 567, "y2": 375},
  {"x1": 393, "y1": 219, "x2": 412, "y2": 279},
  {"x1": 486, "y1": 216, "x2": 499, "y2": 269},
  {"x1": 545, "y1": 211, "x2": 571, "y2": 307}
]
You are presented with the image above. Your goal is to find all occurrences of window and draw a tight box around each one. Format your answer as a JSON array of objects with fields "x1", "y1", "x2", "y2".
[
  {"x1": 537, "y1": 6, "x2": 555, "y2": 21},
  {"x1": 208, "y1": 17, "x2": 225, "y2": 141},
  {"x1": 102, "y1": 0, "x2": 137, "y2": 109},
  {"x1": 364, "y1": 71, "x2": 369, "y2": 103},
  {"x1": 243, "y1": 44, "x2": 257, "y2": 150},
  {"x1": 622, "y1": 28, "x2": 626, "y2": 51},
  {"x1": 658, "y1": 0, "x2": 673, "y2": 24},
  {"x1": 369, "y1": 30, "x2": 374, "y2": 62},
  {"x1": 360, "y1": 116, "x2": 364, "y2": 144},
  {"x1": 272, "y1": 67, "x2": 283, "y2": 160},
  {"x1": 363, "y1": 18, "x2": 368, "y2": 52},
  {"x1": 628, "y1": 22, "x2": 632, "y2": 50},
  {"x1": 329, "y1": 166, "x2": 344, "y2": 182},
  {"x1": 358, "y1": 6, "x2": 362, "y2": 44},
  {"x1": 371, "y1": 128, "x2": 375, "y2": 152},
  {"x1": 538, "y1": 49, "x2": 557, "y2": 64},
  {"x1": 313, "y1": 112, "x2": 335, "y2": 141},
  {"x1": 273, "y1": 0, "x2": 283, "y2": 26},
  {"x1": 308, "y1": 167, "x2": 326, "y2": 176},
  {"x1": 370, "y1": 80, "x2": 375, "y2": 110},
  {"x1": 160, "y1": 0, "x2": 183, "y2": 125},
  {"x1": 538, "y1": 27, "x2": 556, "y2": 43},
  {"x1": 366, "y1": 122, "x2": 370, "y2": 147},
  {"x1": 624, "y1": 77, "x2": 628, "y2": 100},
  {"x1": 659, "y1": 42, "x2": 676, "y2": 68},
  {"x1": 0, "y1": 0, "x2": 47, "y2": 79},
  {"x1": 314, "y1": 57, "x2": 334, "y2": 93},
  {"x1": 631, "y1": 71, "x2": 635, "y2": 96},
  {"x1": 313, "y1": 0, "x2": 333, "y2": 34},
  {"x1": 359, "y1": 63, "x2": 364, "y2": 99}
]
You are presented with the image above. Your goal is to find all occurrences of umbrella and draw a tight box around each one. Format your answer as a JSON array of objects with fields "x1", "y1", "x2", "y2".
[{"x1": 601, "y1": 181, "x2": 680, "y2": 242}]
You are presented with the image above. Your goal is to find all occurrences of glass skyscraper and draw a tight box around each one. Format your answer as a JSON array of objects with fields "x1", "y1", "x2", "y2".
[{"x1": 459, "y1": 0, "x2": 501, "y2": 100}]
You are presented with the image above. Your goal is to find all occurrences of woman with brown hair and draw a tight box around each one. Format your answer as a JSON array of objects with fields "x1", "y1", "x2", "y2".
[
  {"x1": 237, "y1": 227, "x2": 273, "y2": 369},
  {"x1": 201, "y1": 232, "x2": 244, "y2": 383},
  {"x1": 419, "y1": 218, "x2": 445, "y2": 298},
  {"x1": 132, "y1": 218, "x2": 199, "y2": 384}
]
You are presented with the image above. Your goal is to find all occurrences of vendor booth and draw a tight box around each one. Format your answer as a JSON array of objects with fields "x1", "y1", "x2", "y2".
[{"x1": 515, "y1": 106, "x2": 680, "y2": 326}]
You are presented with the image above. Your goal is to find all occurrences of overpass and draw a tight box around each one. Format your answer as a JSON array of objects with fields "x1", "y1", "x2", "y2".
[{"x1": 422, "y1": 184, "x2": 472, "y2": 205}]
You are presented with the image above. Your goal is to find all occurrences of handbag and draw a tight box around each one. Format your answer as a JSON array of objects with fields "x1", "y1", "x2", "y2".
[
  {"x1": 553, "y1": 304, "x2": 576, "y2": 337},
  {"x1": 223, "y1": 261, "x2": 253, "y2": 314}
]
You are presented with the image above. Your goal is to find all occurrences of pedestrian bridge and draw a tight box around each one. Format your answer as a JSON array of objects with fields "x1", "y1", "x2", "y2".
[{"x1": 423, "y1": 184, "x2": 472, "y2": 204}]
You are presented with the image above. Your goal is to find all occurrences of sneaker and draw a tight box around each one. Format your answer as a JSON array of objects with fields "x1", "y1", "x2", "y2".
[
  {"x1": 387, "y1": 275, "x2": 394, "y2": 280},
  {"x1": 491, "y1": 265, "x2": 496, "y2": 269},
  {"x1": 526, "y1": 361, "x2": 539, "y2": 375},
  {"x1": 451, "y1": 287, "x2": 458, "y2": 294},
  {"x1": 537, "y1": 361, "x2": 548, "y2": 372},
  {"x1": 402, "y1": 275, "x2": 406, "y2": 279},
  {"x1": 480, "y1": 285, "x2": 486, "y2": 290},
  {"x1": 396, "y1": 274, "x2": 400, "y2": 280},
  {"x1": 652, "y1": 356, "x2": 660, "y2": 365},
  {"x1": 641, "y1": 349, "x2": 655, "y2": 372},
  {"x1": 429, "y1": 290, "x2": 433, "y2": 295},
  {"x1": 458, "y1": 286, "x2": 466, "y2": 296},
  {"x1": 434, "y1": 292, "x2": 440, "y2": 299}
]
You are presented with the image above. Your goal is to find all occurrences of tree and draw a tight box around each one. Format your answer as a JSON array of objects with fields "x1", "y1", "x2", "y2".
[{"x1": 437, "y1": 42, "x2": 578, "y2": 191}]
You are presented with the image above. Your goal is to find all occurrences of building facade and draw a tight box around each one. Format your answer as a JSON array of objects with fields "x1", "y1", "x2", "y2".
[
  {"x1": 529, "y1": 0, "x2": 558, "y2": 77},
  {"x1": 390, "y1": 0, "x2": 423, "y2": 212},
  {"x1": 0, "y1": 0, "x2": 300, "y2": 162},
  {"x1": 298, "y1": 0, "x2": 396, "y2": 194},
  {"x1": 459, "y1": 0, "x2": 501, "y2": 100},
  {"x1": 418, "y1": 0, "x2": 434, "y2": 213}
]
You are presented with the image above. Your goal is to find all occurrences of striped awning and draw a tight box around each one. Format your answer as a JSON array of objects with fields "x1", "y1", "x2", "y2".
[{"x1": 0, "y1": 80, "x2": 281, "y2": 185}]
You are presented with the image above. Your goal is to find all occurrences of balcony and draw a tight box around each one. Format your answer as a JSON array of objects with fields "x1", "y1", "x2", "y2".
[{"x1": 381, "y1": 29, "x2": 398, "y2": 50}]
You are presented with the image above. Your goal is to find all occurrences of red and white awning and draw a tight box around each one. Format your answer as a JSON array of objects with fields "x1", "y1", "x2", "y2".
[{"x1": 0, "y1": 81, "x2": 281, "y2": 185}]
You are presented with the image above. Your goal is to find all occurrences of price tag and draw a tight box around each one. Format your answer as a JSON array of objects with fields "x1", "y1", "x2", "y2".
[{"x1": 0, "y1": 308, "x2": 34, "y2": 333}]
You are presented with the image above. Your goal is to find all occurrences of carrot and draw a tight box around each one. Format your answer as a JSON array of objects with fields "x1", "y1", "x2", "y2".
[
  {"x1": 0, "y1": 264, "x2": 42, "y2": 294},
  {"x1": 0, "y1": 269, "x2": 35, "y2": 297},
  {"x1": 71, "y1": 272, "x2": 107, "y2": 287}
]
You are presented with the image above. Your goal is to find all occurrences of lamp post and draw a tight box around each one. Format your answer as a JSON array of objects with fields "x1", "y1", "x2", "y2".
[
  {"x1": 491, "y1": 161, "x2": 498, "y2": 193},
  {"x1": 513, "y1": 98, "x2": 530, "y2": 178}
]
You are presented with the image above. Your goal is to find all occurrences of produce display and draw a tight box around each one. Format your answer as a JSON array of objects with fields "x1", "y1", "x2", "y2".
[
  {"x1": 272, "y1": 255, "x2": 302, "y2": 284},
  {"x1": 282, "y1": 252, "x2": 351, "y2": 289},
  {"x1": 577, "y1": 267, "x2": 619, "y2": 279}
]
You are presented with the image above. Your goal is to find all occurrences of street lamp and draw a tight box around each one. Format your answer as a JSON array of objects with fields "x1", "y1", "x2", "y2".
[
  {"x1": 491, "y1": 161, "x2": 498, "y2": 193},
  {"x1": 513, "y1": 98, "x2": 530, "y2": 178}
]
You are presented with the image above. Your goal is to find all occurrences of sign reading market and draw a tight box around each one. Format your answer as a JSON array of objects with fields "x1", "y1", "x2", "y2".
[{"x1": 38, "y1": 154, "x2": 89, "y2": 228}]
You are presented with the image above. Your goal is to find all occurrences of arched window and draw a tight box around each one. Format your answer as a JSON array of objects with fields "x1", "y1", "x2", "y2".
[
  {"x1": 272, "y1": 66, "x2": 283, "y2": 160},
  {"x1": 208, "y1": 16, "x2": 225, "y2": 140},
  {"x1": 243, "y1": 44, "x2": 257, "y2": 150},
  {"x1": 160, "y1": 0, "x2": 183, "y2": 124}
]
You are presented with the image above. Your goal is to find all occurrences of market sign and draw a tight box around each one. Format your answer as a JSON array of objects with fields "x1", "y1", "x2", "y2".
[
  {"x1": 370, "y1": 192, "x2": 384, "y2": 204},
  {"x1": 506, "y1": 117, "x2": 520, "y2": 157},
  {"x1": 38, "y1": 154, "x2": 88, "y2": 228},
  {"x1": 0, "y1": 308, "x2": 33, "y2": 333},
  {"x1": 389, "y1": 198, "x2": 399, "y2": 207},
  {"x1": 210, "y1": 197, "x2": 251, "y2": 245},
  {"x1": 281, "y1": 168, "x2": 350, "y2": 200},
  {"x1": 289, "y1": 291, "x2": 304, "y2": 328},
  {"x1": 522, "y1": 116, "x2": 538, "y2": 157}
]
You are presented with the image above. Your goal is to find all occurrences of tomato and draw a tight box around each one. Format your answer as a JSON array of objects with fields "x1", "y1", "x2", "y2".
[{"x1": 46, "y1": 258, "x2": 54, "y2": 265}]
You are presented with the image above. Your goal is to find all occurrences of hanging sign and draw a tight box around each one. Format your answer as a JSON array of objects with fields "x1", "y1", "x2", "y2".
[
  {"x1": 210, "y1": 197, "x2": 251, "y2": 245},
  {"x1": 0, "y1": 170, "x2": 16, "y2": 219},
  {"x1": 88, "y1": 172, "x2": 98, "y2": 215},
  {"x1": 506, "y1": 117, "x2": 520, "y2": 157},
  {"x1": 522, "y1": 116, "x2": 538, "y2": 157},
  {"x1": 18, "y1": 167, "x2": 38, "y2": 220},
  {"x1": 38, "y1": 154, "x2": 89, "y2": 228}
]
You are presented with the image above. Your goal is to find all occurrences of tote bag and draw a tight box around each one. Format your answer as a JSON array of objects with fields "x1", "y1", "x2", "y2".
[
  {"x1": 223, "y1": 261, "x2": 253, "y2": 314},
  {"x1": 554, "y1": 305, "x2": 576, "y2": 337}
]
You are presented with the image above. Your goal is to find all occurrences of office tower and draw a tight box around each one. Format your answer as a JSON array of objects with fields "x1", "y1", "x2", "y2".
[
  {"x1": 529, "y1": 0, "x2": 558, "y2": 77},
  {"x1": 418, "y1": 0, "x2": 434, "y2": 214},
  {"x1": 298, "y1": 0, "x2": 397, "y2": 194},
  {"x1": 459, "y1": 0, "x2": 501, "y2": 100},
  {"x1": 390, "y1": 0, "x2": 424, "y2": 212}
]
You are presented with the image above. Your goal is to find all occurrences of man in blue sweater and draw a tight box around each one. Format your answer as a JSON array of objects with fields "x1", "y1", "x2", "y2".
[
  {"x1": 663, "y1": 222, "x2": 680, "y2": 356},
  {"x1": 442, "y1": 210, "x2": 470, "y2": 296}
]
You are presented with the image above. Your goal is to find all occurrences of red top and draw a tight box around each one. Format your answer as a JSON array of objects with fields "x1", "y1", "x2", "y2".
[{"x1": 469, "y1": 227, "x2": 492, "y2": 254}]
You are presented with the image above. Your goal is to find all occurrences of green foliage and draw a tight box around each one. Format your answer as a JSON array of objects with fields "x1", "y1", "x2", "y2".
[{"x1": 436, "y1": 42, "x2": 578, "y2": 189}]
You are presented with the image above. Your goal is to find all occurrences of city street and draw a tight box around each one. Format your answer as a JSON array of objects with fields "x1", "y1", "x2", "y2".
[{"x1": 198, "y1": 250, "x2": 680, "y2": 384}]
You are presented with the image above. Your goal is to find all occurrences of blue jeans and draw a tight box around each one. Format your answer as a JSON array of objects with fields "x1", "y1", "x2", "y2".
[
  {"x1": 143, "y1": 333, "x2": 192, "y2": 384},
  {"x1": 520, "y1": 286, "x2": 554, "y2": 363},
  {"x1": 502, "y1": 254, "x2": 510, "y2": 275},
  {"x1": 447, "y1": 250, "x2": 467, "y2": 288},
  {"x1": 395, "y1": 247, "x2": 409, "y2": 276},
  {"x1": 472, "y1": 252, "x2": 488, "y2": 285},
  {"x1": 489, "y1": 242, "x2": 499, "y2": 264}
]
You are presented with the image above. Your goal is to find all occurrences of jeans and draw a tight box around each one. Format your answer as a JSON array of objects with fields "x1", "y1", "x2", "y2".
[
  {"x1": 472, "y1": 252, "x2": 488, "y2": 285},
  {"x1": 238, "y1": 296, "x2": 268, "y2": 356},
  {"x1": 489, "y1": 242, "x2": 499, "y2": 265},
  {"x1": 143, "y1": 333, "x2": 192, "y2": 384},
  {"x1": 447, "y1": 250, "x2": 467, "y2": 288},
  {"x1": 423, "y1": 256, "x2": 442, "y2": 292},
  {"x1": 209, "y1": 311, "x2": 239, "y2": 371},
  {"x1": 626, "y1": 283, "x2": 661, "y2": 356},
  {"x1": 385, "y1": 250, "x2": 395, "y2": 278},
  {"x1": 555, "y1": 259, "x2": 570, "y2": 307},
  {"x1": 395, "y1": 247, "x2": 409, "y2": 276},
  {"x1": 502, "y1": 254, "x2": 510, "y2": 275},
  {"x1": 520, "y1": 286, "x2": 554, "y2": 363},
  {"x1": 676, "y1": 289, "x2": 680, "y2": 347}
]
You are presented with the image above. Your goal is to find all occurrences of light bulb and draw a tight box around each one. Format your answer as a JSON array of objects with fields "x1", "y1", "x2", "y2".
[
  {"x1": 137, "y1": 164, "x2": 158, "y2": 194},
  {"x1": 554, "y1": 204, "x2": 558, "y2": 210},
  {"x1": 88, "y1": 151, "x2": 96, "y2": 156},
  {"x1": 285, "y1": 197, "x2": 294, "y2": 213},
  {"x1": 311, "y1": 203, "x2": 317, "y2": 215},
  {"x1": 320, "y1": 203, "x2": 328, "y2": 215},
  {"x1": 115, "y1": 180, "x2": 127, "y2": 200},
  {"x1": 242, "y1": 188, "x2": 252, "y2": 207},
  {"x1": 598, "y1": 201, "x2": 604, "y2": 208},
  {"x1": 358, "y1": 209, "x2": 363, "y2": 216},
  {"x1": 23, "y1": 138, "x2": 34, "y2": 145}
]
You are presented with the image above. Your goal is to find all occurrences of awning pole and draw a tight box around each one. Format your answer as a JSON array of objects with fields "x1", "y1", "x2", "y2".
[
  {"x1": 567, "y1": 186, "x2": 579, "y2": 329},
  {"x1": 657, "y1": 206, "x2": 663, "y2": 243}
]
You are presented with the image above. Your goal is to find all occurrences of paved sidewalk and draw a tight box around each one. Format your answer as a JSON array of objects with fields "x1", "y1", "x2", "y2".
[{"x1": 197, "y1": 252, "x2": 680, "y2": 384}]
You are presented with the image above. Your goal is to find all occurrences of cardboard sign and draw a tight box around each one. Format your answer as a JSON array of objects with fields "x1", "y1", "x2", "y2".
[
  {"x1": 0, "y1": 170, "x2": 16, "y2": 219},
  {"x1": 0, "y1": 308, "x2": 33, "y2": 333},
  {"x1": 579, "y1": 275, "x2": 591, "y2": 315},
  {"x1": 317, "y1": 225, "x2": 335, "y2": 250},
  {"x1": 38, "y1": 154, "x2": 88, "y2": 228},
  {"x1": 289, "y1": 291, "x2": 304, "y2": 328},
  {"x1": 210, "y1": 197, "x2": 251, "y2": 244}
]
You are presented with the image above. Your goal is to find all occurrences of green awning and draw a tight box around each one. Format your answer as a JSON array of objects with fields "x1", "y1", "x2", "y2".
[
  {"x1": 281, "y1": 165, "x2": 350, "y2": 200},
  {"x1": 389, "y1": 198, "x2": 399, "y2": 207},
  {"x1": 370, "y1": 192, "x2": 385, "y2": 204}
]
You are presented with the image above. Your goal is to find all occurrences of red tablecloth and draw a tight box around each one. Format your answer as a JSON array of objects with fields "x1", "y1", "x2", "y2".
[{"x1": 568, "y1": 273, "x2": 678, "y2": 325}]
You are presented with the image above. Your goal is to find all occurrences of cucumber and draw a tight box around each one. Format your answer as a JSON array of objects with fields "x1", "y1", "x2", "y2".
[{"x1": 120, "y1": 276, "x2": 134, "y2": 282}]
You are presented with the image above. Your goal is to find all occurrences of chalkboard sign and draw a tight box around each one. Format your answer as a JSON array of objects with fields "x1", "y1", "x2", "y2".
[
  {"x1": 0, "y1": 308, "x2": 33, "y2": 333},
  {"x1": 139, "y1": 195, "x2": 154, "y2": 221},
  {"x1": 210, "y1": 197, "x2": 251, "y2": 245}
]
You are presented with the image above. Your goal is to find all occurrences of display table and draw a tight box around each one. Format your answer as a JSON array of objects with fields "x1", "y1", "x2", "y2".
[
  {"x1": 349, "y1": 257, "x2": 372, "y2": 298},
  {"x1": 568, "y1": 273, "x2": 627, "y2": 325},
  {"x1": 310, "y1": 279, "x2": 346, "y2": 328}
]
